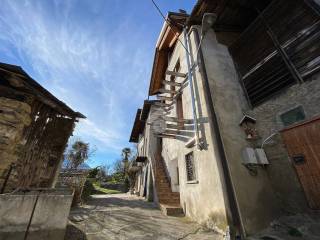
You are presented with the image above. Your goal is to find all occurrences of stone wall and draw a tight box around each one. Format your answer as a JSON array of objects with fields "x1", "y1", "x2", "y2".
[
  {"x1": 248, "y1": 73, "x2": 320, "y2": 211},
  {"x1": 0, "y1": 95, "x2": 75, "y2": 192},
  {"x1": 201, "y1": 27, "x2": 319, "y2": 235},
  {"x1": 0, "y1": 97, "x2": 32, "y2": 191}
]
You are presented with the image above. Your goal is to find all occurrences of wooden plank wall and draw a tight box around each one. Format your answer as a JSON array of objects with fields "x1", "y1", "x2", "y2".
[
  {"x1": 16, "y1": 101, "x2": 75, "y2": 188},
  {"x1": 0, "y1": 71, "x2": 76, "y2": 192}
]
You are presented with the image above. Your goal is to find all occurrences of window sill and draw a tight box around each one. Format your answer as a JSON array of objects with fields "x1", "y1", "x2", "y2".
[{"x1": 186, "y1": 180, "x2": 199, "y2": 184}]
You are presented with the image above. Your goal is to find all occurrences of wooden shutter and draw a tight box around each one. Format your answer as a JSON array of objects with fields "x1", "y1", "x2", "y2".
[
  {"x1": 264, "y1": 0, "x2": 320, "y2": 79},
  {"x1": 230, "y1": 0, "x2": 320, "y2": 107}
]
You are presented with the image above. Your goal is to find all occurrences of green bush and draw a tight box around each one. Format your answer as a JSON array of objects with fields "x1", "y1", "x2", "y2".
[
  {"x1": 81, "y1": 180, "x2": 95, "y2": 202},
  {"x1": 88, "y1": 167, "x2": 99, "y2": 178}
]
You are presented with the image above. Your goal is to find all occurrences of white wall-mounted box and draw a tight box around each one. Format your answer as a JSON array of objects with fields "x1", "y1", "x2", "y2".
[
  {"x1": 242, "y1": 147, "x2": 258, "y2": 165},
  {"x1": 255, "y1": 148, "x2": 269, "y2": 165}
]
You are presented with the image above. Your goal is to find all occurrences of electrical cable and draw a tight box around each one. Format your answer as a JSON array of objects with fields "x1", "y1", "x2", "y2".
[{"x1": 150, "y1": 0, "x2": 191, "y2": 56}]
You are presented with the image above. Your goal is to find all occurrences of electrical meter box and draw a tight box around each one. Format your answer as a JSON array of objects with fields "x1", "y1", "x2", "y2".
[
  {"x1": 255, "y1": 148, "x2": 269, "y2": 165},
  {"x1": 242, "y1": 147, "x2": 258, "y2": 165}
]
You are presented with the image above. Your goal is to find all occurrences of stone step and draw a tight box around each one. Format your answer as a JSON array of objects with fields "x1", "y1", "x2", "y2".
[
  {"x1": 156, "y1": 181, "x2": 170, "y2": 185},
  {"x1": 156, "y1": 171, "x2": 168, "y2": 176},
  {"x1": 156, "y1": 182, "x2": 171, "y2": 190},
  {"x1": 158, "y1": 195, "x2": 180, "y2": 201},
  {"x1": 157, "y1": 190, "x2": 173, "y2": 195},
  {"x1": 157, "y1": 189, "x2": 175, "y2": 194},
  {"x1": 156, "y1": 178, "x2": 169, "y2": 182},
  {"x1": 158, "y1": 191, "x2": 180, "y2": 197},
  {"x1": 156, "y1": 171, "x2": 168, "y2": 175},
  {"x1": 160, "y1": 204, "x2": 184, "y2": 217},
  {"x1": 156, "y1": 179, "x2": 169, "y2": 184},
  {"x1": 159, "y1": 200, "x2": 180, "y2": 205},
  {"x1": 155, "y1": 172, "x2": 168, "y2": 177},
  {"x1": 158, "y1": 194, "x2": 180, "y2": 200},
  {"x1": 156, "y1": 165, "x2": 166, "y2": 169},
  {"x1": 156, "y1": 179, "x2": 169, "y2": 183},
  {"x1": 156, "y1": 184, "x2": 171, "y2": 189},
  {"x1": 159, "y1": 198, "x2": 180, "y2": 203},
  {"x1": 156, "y1": 168, "x2": 167, "y2": 171}
]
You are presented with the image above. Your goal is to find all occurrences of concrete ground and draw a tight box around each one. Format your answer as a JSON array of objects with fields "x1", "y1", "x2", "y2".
[
  {"x1": 65, "y1": 194, "x2": 222, "y2": 240},
  {"x1": 247, "y1": 213, "x2": 320, "y2": 240}
]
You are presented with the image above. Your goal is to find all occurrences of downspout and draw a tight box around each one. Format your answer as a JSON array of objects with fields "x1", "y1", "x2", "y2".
[
  {"x1": 183, "y1": 28, "x2": 203, "y2": 150},
  {"x1": 190, "y1": 27, "x2": 245, "y2": 237}
]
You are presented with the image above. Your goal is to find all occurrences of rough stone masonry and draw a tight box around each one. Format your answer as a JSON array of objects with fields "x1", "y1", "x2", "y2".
[{"x1": 0, "y1": 97, "x2": 31, "y2": 190}]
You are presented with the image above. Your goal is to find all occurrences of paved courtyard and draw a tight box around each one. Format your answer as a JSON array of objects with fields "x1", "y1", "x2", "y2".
[{"x1": 65, "y1": 194, "x2": 221, "y2": 240}]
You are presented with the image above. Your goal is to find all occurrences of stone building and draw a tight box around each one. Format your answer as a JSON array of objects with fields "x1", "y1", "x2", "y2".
[
  {"x1": 129, "y1": 101, "x2": 158, "y2": 202},
  {"x1": 0, "y1": 62, "x2": 84, "y2": 191},
  {"x1": 129, "y1": 0, "x2": 320, "y2": 238},
  {"x1": 0, "y1": 62, "x2": 84, "y2": 239}
]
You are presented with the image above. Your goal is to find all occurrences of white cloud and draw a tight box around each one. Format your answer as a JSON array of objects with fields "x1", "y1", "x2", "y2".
[
  {"x1": 0, "y1": 0, "x2": 152, "y2": 157},
  {"x1": 76, "y1": 119, "x2": 123, "y2": 152}
]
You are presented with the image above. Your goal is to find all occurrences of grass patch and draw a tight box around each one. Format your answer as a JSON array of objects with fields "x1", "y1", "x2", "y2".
[{"x1": 92, "y1": 182, "x2": 122, "y2": 194}]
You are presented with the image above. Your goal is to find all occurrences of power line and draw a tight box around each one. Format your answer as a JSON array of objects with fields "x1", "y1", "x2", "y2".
[
  {"x1": 151, "y1": 0, "x2": 167, "y2": 22},
  {"x1": 150, "y1": 0, "x2": 190, "y2": 55}
]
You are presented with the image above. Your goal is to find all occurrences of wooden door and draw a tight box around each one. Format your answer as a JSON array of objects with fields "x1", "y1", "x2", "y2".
[{"x1": 281, "y1": 117, "x2": 320, "y2": 209}]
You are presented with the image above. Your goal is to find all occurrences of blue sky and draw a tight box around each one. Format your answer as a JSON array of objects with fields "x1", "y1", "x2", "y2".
[{"x1": 0, "y1": 0, "x2": 196, "y2": 168}]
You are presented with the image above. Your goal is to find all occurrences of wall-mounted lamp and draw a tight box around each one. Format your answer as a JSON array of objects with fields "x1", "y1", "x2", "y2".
[
  {"x1": 201, "y1": 13, "x2": 217, "y2": 37},
  {"x1": 195, "y1": 13, "x2": 218, "y2": 66}
]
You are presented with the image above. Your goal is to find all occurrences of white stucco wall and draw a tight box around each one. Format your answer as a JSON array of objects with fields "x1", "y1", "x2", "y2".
[
  {"x1": 198, "y1": 27, "x2": 283, "y2": 234},
  {"x1": 160, "y1": 28, "x2": 233, "y2": 231}
]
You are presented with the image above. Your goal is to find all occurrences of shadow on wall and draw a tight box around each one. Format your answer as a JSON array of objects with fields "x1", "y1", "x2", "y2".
[{"x1": 64, "y1": 224, "x2": 87, "y2": 240}]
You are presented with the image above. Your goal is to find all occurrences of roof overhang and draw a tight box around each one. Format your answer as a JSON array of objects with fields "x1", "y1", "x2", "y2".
[
  {"x1": 187, "y1": 0, "x2": 271, "y2": 32},
  {"x1": 0, "y1": 62, "x2": 85, "y2": 119},
  {"x1": 141, "y1": 100, "x2": 159, "y2": 121},
  {"x1": 129, "y1": 100, "x2": 160, "y2": 142},
  {"x1": 148, "y1": 12, "x2": 189, "y2": 96},
  {"x1": 129, "y1": 109, "x2": 144, "y2": 143}
]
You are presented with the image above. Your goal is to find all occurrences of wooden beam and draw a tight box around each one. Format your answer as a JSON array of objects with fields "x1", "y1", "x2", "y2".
[
  {"x1": 166, "y1": 70, "x2": 187, "y2": 78},
  {"x1": 159, "y1": 88, "x2": 177, "y2": 94},
  {"x1": 157, "y1": 95, "x2": 174, "y2": 101},
  {"x1": 162, "y1": 80, "x2": 182, "y2": 87}
]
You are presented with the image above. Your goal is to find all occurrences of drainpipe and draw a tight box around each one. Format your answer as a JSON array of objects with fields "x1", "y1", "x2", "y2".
[
  {"x1": 189, "y1": 27, "x2": 245, "y2": 237},
  {"x1": 183, "y1": 28, "x2": 203, "y2": 150}
]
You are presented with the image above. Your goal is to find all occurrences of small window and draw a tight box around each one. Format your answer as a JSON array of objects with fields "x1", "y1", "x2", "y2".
[
  {"x1": 185, "y1": 152, "x2": 196, "y2": 182},
  {"x1": 176, "y1": 167, "x2": 180, "y2": 185},
  {"x1": 170, "y1": 60, "x2": 181, "y2": 97},
  {"x1": 280, "y1": 106, "x2": 306, "y2": 127},
  {"x1": 176, "y1": 94, "x2": 184, "y2": 129}
]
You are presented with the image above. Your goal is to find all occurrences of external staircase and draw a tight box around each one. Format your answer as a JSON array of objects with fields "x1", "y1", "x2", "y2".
[
  {"x1": 154, "y1": 153, "x2": 184, "y2": 217},
  {"x1": 149, "y1": 67, "x2": 199, "y2": 217},
  {"x1": 148, "y1": 69, "x2": 196, "y2": 143}
]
